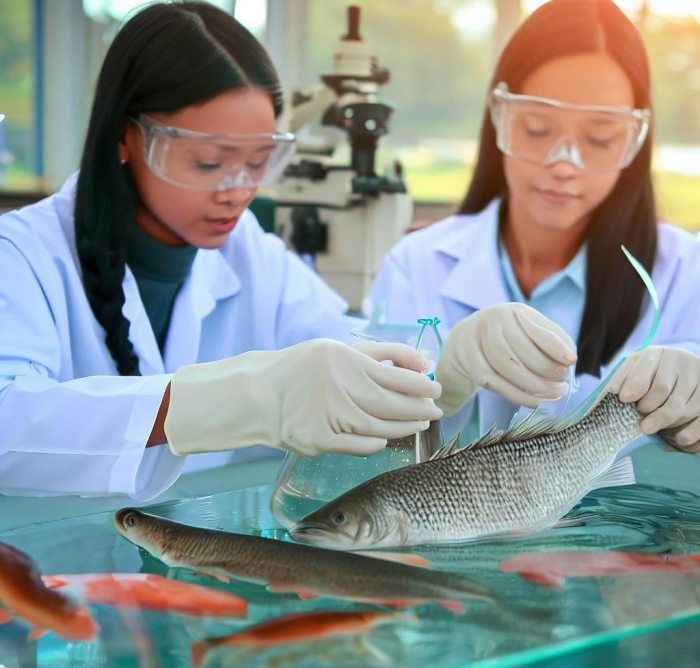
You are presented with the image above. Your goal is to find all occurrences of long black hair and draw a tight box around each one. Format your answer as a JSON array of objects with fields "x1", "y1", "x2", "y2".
[
  {"x1": 460, "y1": 0, "x2": 656, "y2": 376},
  {"x1": 74, "y1": 2, "x2": 283, "y2": 375}
]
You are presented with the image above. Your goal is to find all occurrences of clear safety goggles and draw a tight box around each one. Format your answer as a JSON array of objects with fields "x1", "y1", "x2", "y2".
[
  {"x1": 131, "y1": 114, "x2": 296, "y2": 190},
  {"x1": 489, "y1": 83, "x2": 650, "y2": 173}
]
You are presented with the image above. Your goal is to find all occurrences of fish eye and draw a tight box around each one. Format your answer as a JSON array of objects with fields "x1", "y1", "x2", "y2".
[
  {"x1": 333, "y1": 512, "x2": 347, "y2": 526},
  {"x1": 125, "y1": 513, "x2": 138, "y2": 528}
]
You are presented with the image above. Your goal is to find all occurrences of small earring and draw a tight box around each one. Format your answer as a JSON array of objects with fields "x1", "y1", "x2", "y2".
[{"x1": 120, "y1": 158, "x2": 127, "y2": 166}]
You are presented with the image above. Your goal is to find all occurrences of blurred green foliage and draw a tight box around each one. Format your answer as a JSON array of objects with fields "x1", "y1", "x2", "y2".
[{"x1": 0, "y1": 0, "x2": 34, "y2": 186}]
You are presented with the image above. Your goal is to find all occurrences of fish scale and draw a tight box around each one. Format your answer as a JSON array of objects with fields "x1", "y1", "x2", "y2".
[{"x1": 293, "y1": 394, "x2": 643, "y2": 548}]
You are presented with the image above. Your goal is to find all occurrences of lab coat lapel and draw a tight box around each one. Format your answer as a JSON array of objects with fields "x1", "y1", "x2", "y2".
[
  {"x1": 435, "y1": 200, "x2": 510, "y2": 313},
  {"x1": 163, "y1": 249, "x2": 240, "y2": 372},
  {"x1": 121, "y1": 267, "x2": 164, "y2": 376}
]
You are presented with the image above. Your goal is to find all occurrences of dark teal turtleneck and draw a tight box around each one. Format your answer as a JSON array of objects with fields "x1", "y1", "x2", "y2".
[{"x1": 126, "y1": 224, "x2": 197, "y2": 352}]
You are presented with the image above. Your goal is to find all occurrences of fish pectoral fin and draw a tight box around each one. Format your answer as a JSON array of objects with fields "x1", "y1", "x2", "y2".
[
  {"x1": 195, "y1": 571, "x2": 230, "y2": 584},
  {"x1": 42, "y1": 576, "x2": 69, "y2": 589},
  {"x1": 191, "y1": 641, "x2": 209, "y2": 668},
  {"x1": 295, "y1": 590, "x2": 319, "y2": 601},
  {"x1": 520, "y1": 572, "x2": 565, "y2": 589},
  {"x1": 437, "y1": 600, "x2": 465, "y2": 614},
  {"x1": 0, "y1": 609, "x2": 14, "y2": 625},
  {"x1": 27, "y1": 628, "x2": 50, "y2": 642},
  {"x1": 552, "y1": 517, "x2": 587, "y2": 529},
  {"x1": 589, "y1": 456, "x2": 636, "y2": 492},
  {"x1": 266, "y1": 583, "x2": 319, "y2": 600},
  {"x1": 353, "y1": 551, "x2": 431, "y2": 569}
]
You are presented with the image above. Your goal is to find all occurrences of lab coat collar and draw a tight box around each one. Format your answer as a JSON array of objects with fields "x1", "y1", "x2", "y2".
[
  {"x1": 122, "y1": 247, "x2": 240, "y2": 374},
  {"x1": 434, "y1": 199, "x2": 510, "y2": 310},
  {"x1": 162, "y1": 248, "x2": 240, "y2": 372}
]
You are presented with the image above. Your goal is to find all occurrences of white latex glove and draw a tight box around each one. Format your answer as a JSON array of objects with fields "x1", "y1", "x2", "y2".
[
  {"x1": 165, "y1": 339, "x2": 443, "y2": 457},
  {"x1": 435, "y1": 303, "x2": 578, "y2": 417},
  {"x1": 609, "y1": 346, "x2": 700, "y2": 453}
]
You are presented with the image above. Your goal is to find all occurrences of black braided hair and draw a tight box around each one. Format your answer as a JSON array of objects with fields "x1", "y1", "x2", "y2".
[
  {"x1": 458, "y1": 0, "x2": 656, "y2": 377},
  {"x1": 74, "y1": 2, "x2": 283, "y2": 375}
]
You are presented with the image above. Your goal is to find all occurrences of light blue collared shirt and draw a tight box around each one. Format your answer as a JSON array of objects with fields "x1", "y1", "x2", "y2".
[
  {"x1": 498, "y1": 239, "x2": 587, "y2": 339},
  {"x1": 457, "y1": 240, "x2": 587, "y2": 444}
]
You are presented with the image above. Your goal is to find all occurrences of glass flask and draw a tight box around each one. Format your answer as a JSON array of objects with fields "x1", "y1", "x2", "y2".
[{"x1": 271, "y1": 317, "x2": 444, "y2": 529}]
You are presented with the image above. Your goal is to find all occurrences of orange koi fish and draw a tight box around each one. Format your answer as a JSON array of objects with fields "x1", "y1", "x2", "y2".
[
  {"x1": 191, "y1": 610, "x2": 395, "y2": 666},
  {"x1": 42, "y1": 573, "x2": 247, "y2": 618},
  {"x1": 501, "y1": 550, "x2": 700, "y2": 588},
  {"x1": 0, "y1": 542, "x2": 98, "y2": 642}
]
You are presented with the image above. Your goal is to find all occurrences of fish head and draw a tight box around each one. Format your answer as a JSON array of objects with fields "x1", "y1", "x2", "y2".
[
  {"x1": 113, "y1": 508, "x2": 165, "y2": 559},
  {"x1": 290, "y1": 493, "x2": 407, "y2": 549}
]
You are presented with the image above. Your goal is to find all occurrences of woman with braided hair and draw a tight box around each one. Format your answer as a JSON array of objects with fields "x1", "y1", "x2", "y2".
[{"x1": 0, "y1": 2, "x2": 441, "y2": 499}]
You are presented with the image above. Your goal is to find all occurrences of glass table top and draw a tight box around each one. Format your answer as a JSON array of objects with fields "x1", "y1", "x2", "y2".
[{"x1": 1, "y1": 444, "x2": 700, "y2": 667}]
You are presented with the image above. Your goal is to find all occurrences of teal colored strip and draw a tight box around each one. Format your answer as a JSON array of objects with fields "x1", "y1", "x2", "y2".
[
  {"x1": 415, "y1": 317, "x2": 444, "y2": 352},
  {"x1": 621, "y1": 245, "x2": 661, "y2": 351}
]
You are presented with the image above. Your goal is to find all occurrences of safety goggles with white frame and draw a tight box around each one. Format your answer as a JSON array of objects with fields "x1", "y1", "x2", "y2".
[
  {"x1": 489, "y1": 83, "x2": 651, "y2": 173},
  {"x1": 131, "y1": 114, "x2": 297, "y2": 190}
]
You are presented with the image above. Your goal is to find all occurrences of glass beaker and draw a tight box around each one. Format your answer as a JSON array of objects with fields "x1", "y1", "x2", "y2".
[
  {"x1": 271, "y1": 421, "x2": 443, "y2": 529},
  {"x1": 270, "y1": 317, "x2": 445, "y2": 529}
]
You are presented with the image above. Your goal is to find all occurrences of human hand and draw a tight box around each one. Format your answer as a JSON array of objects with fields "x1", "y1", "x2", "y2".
[
  {"x1": 435, "y1": 303, "x2": 577, "y2": 416},
  {"x1": 610, "y1": 346, "x2": 700, "y2": 453}
]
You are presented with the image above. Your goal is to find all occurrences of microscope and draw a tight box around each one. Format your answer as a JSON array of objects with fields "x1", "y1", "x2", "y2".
[{"x1": 261, "y1": 5, "x2": 412, "y2": 312}]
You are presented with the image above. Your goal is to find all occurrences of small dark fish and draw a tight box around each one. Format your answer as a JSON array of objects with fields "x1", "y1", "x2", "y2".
[{"x1": 114, "y1": 508, "x2": 494, "y2": 613}]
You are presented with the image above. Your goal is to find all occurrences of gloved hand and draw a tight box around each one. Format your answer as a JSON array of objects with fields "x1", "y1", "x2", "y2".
[
  {"x1": 164, "y1": 339, "x2": 443, "y2": 457},
  {"x1": 435, "y1": 303, "x2": 578, "y2": 416},
  {"x1": 609, "y1": 346, "x2": 700, "y2": 453}
]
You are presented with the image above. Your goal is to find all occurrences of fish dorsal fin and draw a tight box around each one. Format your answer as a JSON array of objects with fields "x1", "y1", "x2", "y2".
[
  {"x1": 428, "y1": 433, "x2": 461, "y2": 460},
  {"x1": 498, "y1": 361, "x2": 627, "y2": 445},
  {"x1": 588, "y1": 456, "x2": 636, "y2": 491},
  {"x1": 432, "y1": 426, "x2": 504, "y2": 458}
]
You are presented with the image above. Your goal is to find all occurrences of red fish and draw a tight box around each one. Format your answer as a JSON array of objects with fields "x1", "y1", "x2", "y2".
[
  {"x1": 0, "y1": 542, "x2": 98, "y2": 642},
  {"x1": 42, "y1": 573, "x2": 247, "y2": 618},
  {"x1": 500, "y1": 550, "x2": 700, "y2": 588},
  {"x1": 191, "y1": 610, "x2": 396, "y2": 666}
]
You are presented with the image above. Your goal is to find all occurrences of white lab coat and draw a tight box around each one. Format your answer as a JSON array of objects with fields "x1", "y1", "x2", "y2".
[
  {"x1": 368, "y1": 199, "x2": 700, "y2": 436},
  {"x1": 0, "y1": 174, "x2": 357, "y2": 499}
]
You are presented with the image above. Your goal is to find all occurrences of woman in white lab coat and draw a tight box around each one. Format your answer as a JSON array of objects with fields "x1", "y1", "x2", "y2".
[
  {"x1": 0, "y1": 3, "x2": 442, "y2": 499},
  {"x1": 368, "y1": 0, "x2": 700, "y2": 452}
]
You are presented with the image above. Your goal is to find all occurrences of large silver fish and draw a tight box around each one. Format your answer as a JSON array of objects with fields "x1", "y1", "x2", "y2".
[
  {"x1": 290, "y1": 389, "x2": 646, "y2": 549},
  {"x1": 113, "y1": 509, "x2": 494, "y2": 612}
]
